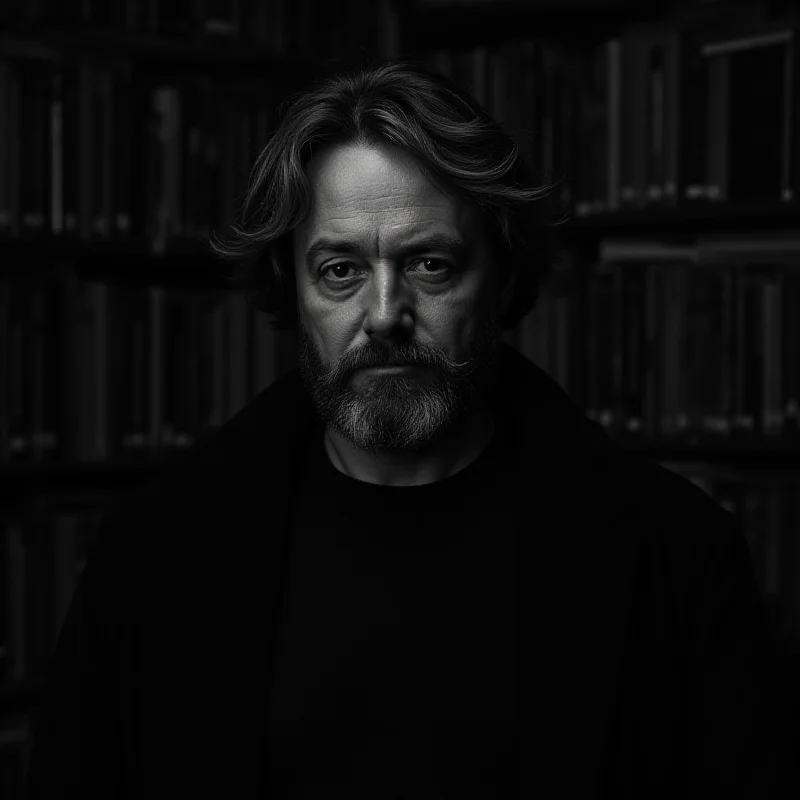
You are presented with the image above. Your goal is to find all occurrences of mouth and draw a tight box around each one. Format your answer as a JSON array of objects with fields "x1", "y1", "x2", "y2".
[{"x1": 360, "y1": 365, "x2": 419, "y2": 373}]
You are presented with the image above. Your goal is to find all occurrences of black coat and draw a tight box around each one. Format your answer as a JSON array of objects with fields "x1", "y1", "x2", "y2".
[{"x1": 25, "y1": 344, "x2": 795, "y2": 798}]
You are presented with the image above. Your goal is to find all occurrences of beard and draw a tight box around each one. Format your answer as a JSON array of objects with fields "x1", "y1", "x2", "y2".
[{"x1": 296, "y1": 310, "x2": 507, "y2": 455}]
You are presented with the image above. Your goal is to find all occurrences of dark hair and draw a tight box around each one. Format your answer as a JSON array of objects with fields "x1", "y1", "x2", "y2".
[{"x1": 210, "y1": 58, "x2": 569, "y2": 331}]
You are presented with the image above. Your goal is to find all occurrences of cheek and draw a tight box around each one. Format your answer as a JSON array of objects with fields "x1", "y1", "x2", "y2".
[{"x1": 298, "y1": 297, "x2": 357, "y2": 361}]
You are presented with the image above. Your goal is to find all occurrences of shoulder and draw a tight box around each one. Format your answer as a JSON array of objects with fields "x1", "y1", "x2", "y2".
[{"x1": 600, "y1": 447, "x2": 755, "y2": 600}]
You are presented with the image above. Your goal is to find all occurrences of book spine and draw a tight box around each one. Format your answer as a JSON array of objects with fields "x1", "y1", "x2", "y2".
[
  {"x1": 589, "y1": 44, "x2": 606, "y2": 214},
  {"x1": 540, "y1": 44, "x2": 556, "y2": 185},
  {"x1": 762, "y1": 271, "x2": 783, "y2": 436},
  {"x1": 705, "y1": 54, "x2": 729, "y2": 202},
  {"x1": 148, "y1": 285, "x2": 165, "y2": 455},
  {"x1": 619, "y1": 35, "x2": 637, "y2": 206},
  {"x1": 184, "y1": 292, "x2": 202, "y2": 446},
  {"x1": 663, "y1": 30, "x2": 681, "y2": 204},
  {"x1": 28, "y1": 283, "x2": 46, "y2": 463},
  {"x1": 5, "y1": 62, "x2": 21, "y2": 236},
  {"x1": 149, "y1": 86, "x2": 168, "y2": 252},
  {"x1": 781, "y1": 32, "x2": 794, "y2": 202},
  {"x1": 0, "y1": 63, "x2": 8, "y2": 233},
  {"x1": 644, "y1": 263, "x2": 663, "y2": 437},
  {"x1": 620, "y1": 263, "x2": 647, "y2": 434},
  {"x1": 113, "y1": 70, "x2": 133, "y2": 237},
  {"x1": 793, "y1": 22, "x2": 800, "y2": 203},
  {"x1": 107, "y1": 284, "x2": 124, "y2": 459},
  {"x1": 40, "y1": 273, "x2": 62, "y2": 461},
  {"x1": 0, "y1": 279, "x2": 9, "y2": 462},
  {"x1": 631, "y1": 36, "x2": 649, "y2": 209},
  {"x1": 57, "y1": 267, "x2": 84, "y2": 460},
  {"x1": 62, "y1": 66, "x2": 80, "y2": 237},
  {"x1": 126, "y1": 287, "x2": 151, "y2": 456},
  {"x1": 162, "y1": 289, "x2": 193, "y2": 450},
  {"x1": 680, "y1": 34, "x2": 708, "y2": 202},
  {"x1": 737, "y1": 270, "x2": 762, "y2": 435},
  {"x1": 611, "y1": 265, "x2": 626, "y2": 430},
  {"x1": 183, "y1": 84, "x2": 200, "y2": 241},
  {"x1": 646, "y1": 37, "x2": 666, "y2": 204},
  {"x1": 587, "y1": 263, "x2": 615, "y2": 428},
  {"x1": 19, "y1": 65, "x2": 48, "y2": 233},
  {"x1": 720, "y1": 265, "x2": 737, "y2": 433},
  {"x1": 50, "y1": 70, "x2": 64, "y2": 235},
  {"x1": 783, "y1": 266, "x2": 800, "y2": 434},
  {"x1": 8, "y1": 280, "x2": 29, "y2": 461},
  {"x1": 517, "y1": 40, "x2": 537, "y2": 167},
  {"x1": 167, "y1": 85, "x2": 183, "y2": 243},
  {"x1": 87, "y1": 282, "x2": 109, "y2": 461},
  {"x1": 606, "y1": 38, "x2": 622, "y2": 212},
  {"x1": 150, "y1": 84, "x2": 184, "y2": 251},
  {"x1": 78, "y1": 64, "x2": 94, "y2": 240},
  {"x1": 684, "y1": 264, "x2": 726, "y2": 437}
]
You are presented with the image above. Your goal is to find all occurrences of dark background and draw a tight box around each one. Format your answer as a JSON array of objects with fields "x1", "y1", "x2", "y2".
[{"x1": 1, "y1": 0, "x2": 799, "y2": 796}]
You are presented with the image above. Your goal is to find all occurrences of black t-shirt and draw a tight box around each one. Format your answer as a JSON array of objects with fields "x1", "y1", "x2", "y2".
[{"x1": 267, "y1": 414, "x2": 518, "y2": 798}]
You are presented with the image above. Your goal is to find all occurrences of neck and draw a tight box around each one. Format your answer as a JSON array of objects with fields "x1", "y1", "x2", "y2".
[{"x1": 324, "y1": 410, "x2": 496, "y2": 487}]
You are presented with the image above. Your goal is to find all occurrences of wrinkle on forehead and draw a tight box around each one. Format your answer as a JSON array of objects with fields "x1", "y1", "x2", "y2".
[{"x1": 296, "y1": 143, "x2": 484, "y2": 257}]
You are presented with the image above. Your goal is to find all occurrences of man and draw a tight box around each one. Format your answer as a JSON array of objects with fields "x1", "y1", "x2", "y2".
[{"x1": 25, "y1": 60, "x2": 791, "y2": 798}]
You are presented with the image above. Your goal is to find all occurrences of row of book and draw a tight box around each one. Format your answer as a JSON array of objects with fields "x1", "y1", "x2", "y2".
[
  {"x1": 0, "y1": 0, "x2": 322, "y2": 58},
  {"x1": 5, "y1": 12, "x2": 796, "y2": 253},
  {"x1": 0, "y1": 266, "x2": 299, "y2": 464},
  {"x1": 4, "y1": 235, "x2": 800, "y2": 465},
  {"x1": 514, "y1": 235, "x2": 800, "y2": 440},
  {"x1": 0, "y1": 57, "x2": 278, "y2": 249},
  {"x1": 424, "y1": 8, "x2": 799, "y2": 215}
]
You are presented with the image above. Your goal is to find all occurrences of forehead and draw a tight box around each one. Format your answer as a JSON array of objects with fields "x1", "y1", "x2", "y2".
[{"x1": 299, "y1": 143, "x2": 475, "y2": 238}]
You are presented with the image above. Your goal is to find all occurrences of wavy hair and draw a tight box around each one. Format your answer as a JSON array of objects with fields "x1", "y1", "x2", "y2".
[{"x1": 210, "y1": 58, "x2": 569, "y2": 331}]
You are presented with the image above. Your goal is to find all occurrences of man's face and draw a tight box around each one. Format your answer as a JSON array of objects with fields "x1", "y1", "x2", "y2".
[{"x1": 292, "y1": 142, "x2": 510, "y2": 455}]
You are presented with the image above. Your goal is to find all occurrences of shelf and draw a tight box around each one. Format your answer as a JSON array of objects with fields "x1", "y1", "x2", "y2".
[
  {"x1": 0, "y1": 25, "x2": 314, "y2": 83},
  {"x1": 0, "y1": 237, "x2": 231, "y2": 288},
  {"x1": 563, "y1": 201, "x2": 800, "y2": 241}
]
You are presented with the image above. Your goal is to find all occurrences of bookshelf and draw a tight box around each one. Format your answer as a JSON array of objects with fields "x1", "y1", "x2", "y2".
[
  {"x1": 2, "y1": 0, "x2": 800, "y2": 794},
  {"x1": 401, "y1": 0, "x2": 800, "y2": 686},
  {"x1": 0, "y1": 2, "x2": 401, "y2": 795}
]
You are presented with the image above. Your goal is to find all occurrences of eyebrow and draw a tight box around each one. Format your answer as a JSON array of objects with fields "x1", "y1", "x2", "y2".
[{"x1": 304, "y1": 233, "x2": 469, "y2": 271}]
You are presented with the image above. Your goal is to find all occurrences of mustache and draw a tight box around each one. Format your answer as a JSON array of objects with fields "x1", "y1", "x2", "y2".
[{"x1": 344, "y1": 348, "x2": 470, "y2": 372}]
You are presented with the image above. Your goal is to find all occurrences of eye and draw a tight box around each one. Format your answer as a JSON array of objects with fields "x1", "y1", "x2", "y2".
[
  {"x1": 409, "y1": 257, "x2": 450, "y2": 275},
  {"x1": 321, "y1": 263, "x2": 358, "y2": 280},
  {"x1": 319, "y1": 258, "x2": 453, "y2": 285}
]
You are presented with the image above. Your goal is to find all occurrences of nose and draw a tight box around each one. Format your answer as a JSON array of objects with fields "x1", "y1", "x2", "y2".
[{"x1": 362, "y1": 267, "x2": 414, "y2": 342}]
